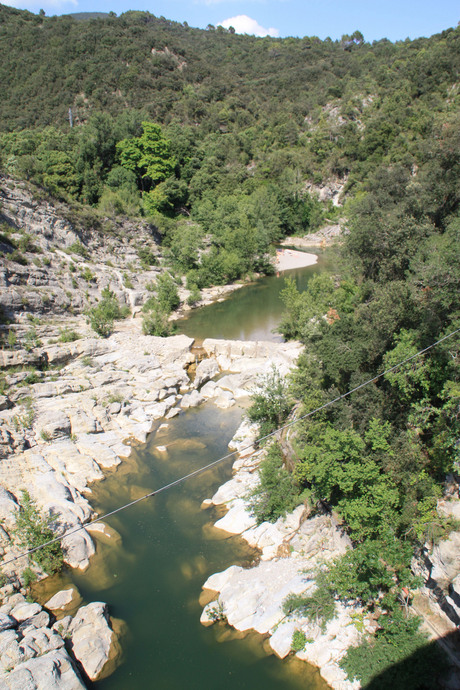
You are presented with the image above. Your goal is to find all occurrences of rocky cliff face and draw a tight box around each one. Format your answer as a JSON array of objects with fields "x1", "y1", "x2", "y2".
[{"x1": 0, "y1": 175, "x2": 161, "y2": 321}]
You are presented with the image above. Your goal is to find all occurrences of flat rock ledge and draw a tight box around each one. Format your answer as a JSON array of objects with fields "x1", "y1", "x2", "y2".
[{"x1": 200, "y1": 420, "x2": 364, "y2": 690}]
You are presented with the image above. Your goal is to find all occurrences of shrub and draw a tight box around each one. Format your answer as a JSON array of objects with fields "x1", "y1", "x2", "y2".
[
  {"x1": 59, "y1": 328, "x2": 81, "y2": 343},
  {"x1": 247, "y1": 365, "x2": 292, "y2": 436},
  {"x1": 187, "y1": 284, "x2": 201, "y2": 306},
  {"x1": 340, "y1": 614, "x2": 446, "y2": 689},
  {"x1": 206, "y1": 599, "x2": 226, "y2": 622},
  {"x1": 156, "y1": 272, "x2": 180, "y2": 313},
  {"x1": 250, "y1": 443, "x2": 301, "y2": 524},
  {"x1": 68, "y1": 241, "x2": 89, "y2": 258},
  {"x1": 80, "y1": 267, "x2": 96, "y2": 283},
  {"x1": 23, "y1": 372, "x2": 41, "y2": 385},
  {"x1": 9, "y1": 249, "x2": 28, "y2": 265},
  {"x1": 87, "y1": 288, "x2": 127, "y2": 337},
  {"x1": 142, "y1": 306, "x2": 172, "y2": 337},
  {"x1": 291, "y1": 629, "x2": 307, "y2": 652},
  {"x1": 22, "y1": 567, "x2": 37, "y2": 587},
  {"x1": 283, "y1": 574, "x2": 337, "y2": 633},
  {"x1": 123, "y1": 272, "x2": 134, "y2": 289},
  {"x1": 138, "y1": 247, "x2": 158, "y2": 269},
  {"x1": 13, "y1": 490, "x2": 63, "y2": 575},
  {"x1": 23, "y1": 328, "x2": 42, "y2": 352},
  {"x1": 6, "y1": 330, "x2": 17, "y2": 349}
]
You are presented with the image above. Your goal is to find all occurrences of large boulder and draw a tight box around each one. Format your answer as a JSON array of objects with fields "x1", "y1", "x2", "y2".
[
  {"x1": 180, "y1": 390, "x2": 204, "y2": 409},
  {"x1": 194, "y1": 358, "x2": 219, "y2": 389},
  {"x1": 45, "y1": 588, "x2": 81, "y2": 613},
  {"x1": 68, "y1": 602, "x2": 116, "y2": 681},
  {"x1": 61, "y1": 528, "x2": 95, "y2": 571}
]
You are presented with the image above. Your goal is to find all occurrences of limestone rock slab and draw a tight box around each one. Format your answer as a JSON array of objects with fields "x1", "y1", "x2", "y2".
[{"x1": 68, "y1": 602, "x2": 115, "y2": 681}]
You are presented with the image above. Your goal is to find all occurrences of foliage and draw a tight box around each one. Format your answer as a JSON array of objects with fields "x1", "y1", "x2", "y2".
[
  {"x1": 206, "y1": 599, "x2": 226, "y2": 622},
  {"x1": 142, "y1": 306, "x2": 173, "y2": 337},
  {"x1": 291, "y1": 629, "x2": 307, "y2": 652},
  {"x1": 58, "y1": 328, "x2": 81, "y2": 342},
  {"x1": 137, "y1": 247, "x2": 157, "y2": 269},
  {"x1": 294, "y1": 424, "x2": 399, "y2": 540},
  {"x1": 13, "y1": 490, "x2": 63, "y2": 575},
  {"x1": 155, "y1": 272, "x2": 180, "y2": 313},
  {"x1": 340, "y1": 613, "x2": 446, "y2": 689},
  {"x1": 250, "y1": 443, "x2": 301, "y2": 524},
  {"x1": 2, "y1": 9, "x2": 457, "y2": 289},
  {"x1": 117, "y1": 121, "x2": 175, "y2": 192},
  {"x1": 283, "y1": 571, "x2": 337, "y2": 632},
  {"x1": 247, "y1": 365, "x2": 292, "y2": 436},
  {"x1": 87, "y1": 288, "x2": 129, "y2": 337}
]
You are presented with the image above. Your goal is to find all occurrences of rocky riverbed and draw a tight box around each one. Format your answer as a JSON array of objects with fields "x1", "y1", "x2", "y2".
[{"x1": 0, "y1": 318, "x2": 307, "y2": 686}]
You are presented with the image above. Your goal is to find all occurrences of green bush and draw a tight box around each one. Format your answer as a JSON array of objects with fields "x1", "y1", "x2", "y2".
[
  {"x1": 138, "y1": 247, "x2": 158, "y2": 269},
  {"x1": 59, "y1": 328, "x2": 81, "y2": 343},
  {"x1": 187, "y1": 283, "x2": 201, "y2": 306},
  {"x1": 283, "y1": 573, "x2": 337, "y2": 633},
  {"x1": 142, "y1": 306, "x2": 172, "y2": 337},
  {"x1": 156, "y1": 272, "x2": 180, "y2": 313},
  {"x1": 340, "y1": 613, "x2": 446, "y2": 689},
  {"x1": 250, "y1": 443, "x2": 301, "y2": 524},
  {"x1": 247, "y1": 365, "x2": 292, "y2": 436},
  {"x1": 87, "y1": 288, "x2": 128, "y2": 337},
  {"x1": 9, "y1": 249, "x2": 28, "y2": 265},
  {"x1": 13, "y1": 490, "x2": 63, "y2": 575},
  {"x1": 68, "y1": 241, "x2": 89, "y2": 258},
  {"x1": 291, "y1": 629, "x2": 307, "y2": 652}
]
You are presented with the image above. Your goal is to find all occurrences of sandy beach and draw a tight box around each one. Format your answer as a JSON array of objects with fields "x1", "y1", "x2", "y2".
[{"x1": 275, "y1": 248, "x2": 318, "y2": 272}]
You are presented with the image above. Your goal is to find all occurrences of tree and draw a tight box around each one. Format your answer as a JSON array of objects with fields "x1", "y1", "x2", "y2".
[
  {"x1": 155, "y1": 272, "x2": 180, "y2": 313},
  {"x1": 117, "y1": 122, "x2": 176, "y2": 192}
]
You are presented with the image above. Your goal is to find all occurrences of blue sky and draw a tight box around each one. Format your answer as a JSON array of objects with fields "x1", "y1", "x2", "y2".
[{"x1": 2, "y1": 0, "x2": 459, "y2": 42}]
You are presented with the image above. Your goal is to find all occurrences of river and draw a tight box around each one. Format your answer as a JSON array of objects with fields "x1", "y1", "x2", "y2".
[{"x1": 63, "y1": 252, "x2": 332, "y2": 689}]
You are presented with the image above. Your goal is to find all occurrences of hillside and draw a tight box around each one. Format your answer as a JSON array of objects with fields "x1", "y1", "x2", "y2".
[{"x1": 0, "y1": 6, "x2": 459, "y2": 689}]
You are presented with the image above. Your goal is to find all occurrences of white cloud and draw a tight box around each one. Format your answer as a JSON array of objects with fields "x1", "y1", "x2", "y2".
[{"x1": 219, "y1": 15, "x2": 279, "y2": 37}]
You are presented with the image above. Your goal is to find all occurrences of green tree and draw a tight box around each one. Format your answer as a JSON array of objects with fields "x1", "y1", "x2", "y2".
[
  {"x1": 155, "y1": 272, "x2": 180, "y2": 313},
  {"x1": 117, "y1": 121, "x2": 176, "y2": 192}
]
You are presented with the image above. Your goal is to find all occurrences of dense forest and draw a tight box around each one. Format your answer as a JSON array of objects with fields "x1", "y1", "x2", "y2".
[{"x1": 1, "y1": 5, "x2": 459, "y2": 686}]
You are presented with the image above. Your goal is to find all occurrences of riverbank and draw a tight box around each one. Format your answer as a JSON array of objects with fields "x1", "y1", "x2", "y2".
[{"x1": 199, "y1": 421, "x2": 362, "y2": 690}]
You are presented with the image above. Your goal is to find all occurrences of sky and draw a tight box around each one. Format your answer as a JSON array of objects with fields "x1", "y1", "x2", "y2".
[{"x1": 2, "y1": 0, "x2": 459, "y2": 42}]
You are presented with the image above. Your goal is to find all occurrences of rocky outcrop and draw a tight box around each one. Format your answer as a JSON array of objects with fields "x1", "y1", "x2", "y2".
[
  {"x1": 0, "y1": 590, "x2": 89, "y2": 689},
  {"x1": 411, "y1": 497, "x2": 460, "y2": 630}
]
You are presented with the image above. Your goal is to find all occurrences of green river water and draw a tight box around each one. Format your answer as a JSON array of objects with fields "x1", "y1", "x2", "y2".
[{"x1": 41, "y1": 252, "x2": 333, "y2": 689}]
